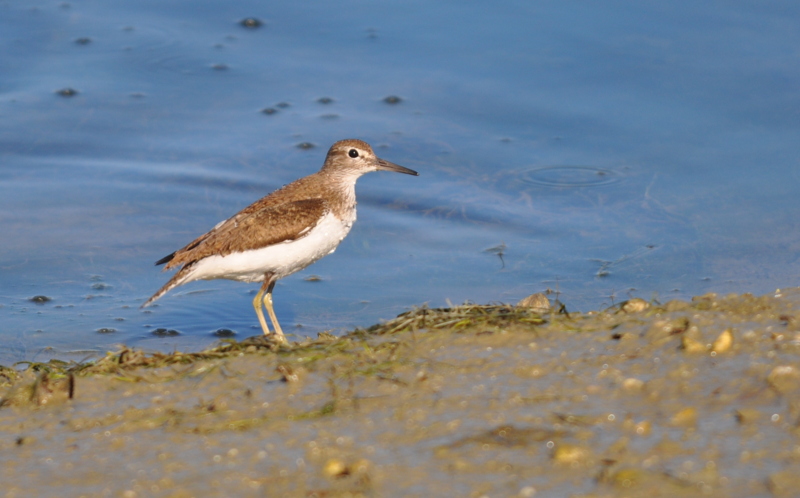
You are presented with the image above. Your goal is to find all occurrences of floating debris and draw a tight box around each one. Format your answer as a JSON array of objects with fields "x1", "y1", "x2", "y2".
[
  {"x1": 239, "y1": 18, "x2": 263, "y2": 29},
  {"x1": 483, "y1": 242, "x2": 507, "y2": 268},
  {"x1": 56, "y1": 88, "x2": 78, "y2": 97}
]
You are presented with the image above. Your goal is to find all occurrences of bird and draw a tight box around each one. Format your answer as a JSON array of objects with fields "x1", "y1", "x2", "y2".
[{"x1": 142, "y1": 139, "x2": 418, "y2": 341}]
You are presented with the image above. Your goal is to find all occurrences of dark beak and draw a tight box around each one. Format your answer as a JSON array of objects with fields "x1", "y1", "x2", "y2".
[{"x1": 377, "y1": 158, "x2": 418, "y2": 176}]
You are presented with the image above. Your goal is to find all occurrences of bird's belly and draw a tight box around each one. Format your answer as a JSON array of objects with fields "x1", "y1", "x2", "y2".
[{"x1": 188, "y1": 212, "x2": 352, "y2": 283}]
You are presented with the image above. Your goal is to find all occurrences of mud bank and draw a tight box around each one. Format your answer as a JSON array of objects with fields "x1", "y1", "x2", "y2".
[{"x1": 2, "y1": 290, "x2": 800, "y2": 497}]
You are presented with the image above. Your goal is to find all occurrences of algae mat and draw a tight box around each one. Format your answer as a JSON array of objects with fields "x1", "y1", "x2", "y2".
[{"x1": 2, "y1": 290, "x2": 800, "y2": 497}]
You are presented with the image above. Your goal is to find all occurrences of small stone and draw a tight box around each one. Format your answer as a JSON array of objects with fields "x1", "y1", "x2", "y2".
[
  {"x1": 296, "y1": 142, "x2": 315, "y2": 150},
  {"x1": 634, "y1": 420, "x2": 651, "y2": 436},
  {"x1": 712, "y1": 329, "x2": 733, "y2": 353},
  {"x1": 608, "y1": 468, "x2": 647, "y2": 488},
  {"x1": 151, "y1": 328, "x2": 180, "y2": 337},
  {"x1": 552, "y1": 444, "x2": 589, "y2": 465},
  {"x1": 16, "y1": 436, "x2": 35, "y2": 446},
  {"x1": 213, "y1": 328, "x2": 236, "y2": 337},
  {"x1": 351, "y1": 458, "x2": 371, "y2": 475},
  {"x1": 261, "y1": 107, "x2": 278, "y2": 115},
  {"x1": 622, "y1": 378, "x2": 644, "y2": 392},
  {"x1": 663, "y1": 300, "x2": 690, "y2": 312},
  {"x1": 96, "y1": 327, "x2": 116, "y2": 334},
  {"x1": 56, "y1": 88, "x2": 79, "y2": 97},
  {"x1": 767, "y1": 365, "x2": 800, "y2": 394},
  {"x1": 621, "y1": 298, "x2": 649, "y2": 313},
  {"x1": 383, "y1": 95, "x2": 402, "y2": 104},
  {"x1": 734, "y1": 408, "x2": 761, "y2": 424},
  {"x1": 317, "y1": 97, "x2": 334, "y2": 104},
  {"x1": 322, "y1": 458, "x2": 348, "y2": 478},
  {"x1": 276, "y1": 364, "x2": 299, "y2": 382},
  {"x1": 74, "y1": 37, "x2": 92, "y2": 45},
  {"x1": 768, "y1": 469, "x2": 800, "y2": 497},
  {"x1": 30, "y1": 295, "x2": 52, "y2": 304},
  {"x1": 681, "y1": 335, "x2": 707, "y2": 353},
  {"x1": 516, "y1": 293, "x2": 550, "y2": 312},
  {"x1": 646, "y1": 317, "x2": 689, "y2": 341},
  {"x1": 670, "y1": 407, "x2": 697, "y2": 427}
]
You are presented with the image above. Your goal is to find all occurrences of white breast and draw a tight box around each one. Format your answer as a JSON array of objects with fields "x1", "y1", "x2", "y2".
[{"x1": 186, "y1": 211, "x2": 353, "y2": 284}]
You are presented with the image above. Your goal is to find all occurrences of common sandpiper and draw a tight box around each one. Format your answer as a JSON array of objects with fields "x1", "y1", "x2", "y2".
[{"x1": 142, "y1": 139, "x2": 418, "y2": 341}]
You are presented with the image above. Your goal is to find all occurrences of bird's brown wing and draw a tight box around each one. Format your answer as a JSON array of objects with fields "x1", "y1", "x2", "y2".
[{"x1": 160, "y1": 198, "x2": 328, "y2": 269}]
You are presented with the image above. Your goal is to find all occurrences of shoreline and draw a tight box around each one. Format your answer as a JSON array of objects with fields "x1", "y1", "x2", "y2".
[{"x1": 2, "y1": 290, "x2": 800, "y2": 496}]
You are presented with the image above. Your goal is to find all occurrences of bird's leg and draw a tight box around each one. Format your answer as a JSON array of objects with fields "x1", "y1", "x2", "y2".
[
  {"x1": 262, "y1": 276, "x2": 286, "y2": 341},
  {"x1": 253, "y1": 280, "x2": 271, "y2": 335}
]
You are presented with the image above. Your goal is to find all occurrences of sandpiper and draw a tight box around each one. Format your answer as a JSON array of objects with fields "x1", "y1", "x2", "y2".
[{"x1": 142, "y1": 139, "x2": 417, "y2": 341}]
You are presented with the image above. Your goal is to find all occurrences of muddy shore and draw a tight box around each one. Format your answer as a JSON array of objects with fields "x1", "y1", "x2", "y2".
[{"x1": 2, "y1": 290, "x2": 800, "y2": 497}]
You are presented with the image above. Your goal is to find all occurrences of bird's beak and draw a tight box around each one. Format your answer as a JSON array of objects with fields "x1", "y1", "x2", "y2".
[{"x1": 377, "y1": 158, "x2": 418, "y2": 176}]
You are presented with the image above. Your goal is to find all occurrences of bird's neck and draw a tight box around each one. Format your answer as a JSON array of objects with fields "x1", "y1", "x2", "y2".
[{"x1": 319, "y1": 169, "x2": 360, "y2": 219}]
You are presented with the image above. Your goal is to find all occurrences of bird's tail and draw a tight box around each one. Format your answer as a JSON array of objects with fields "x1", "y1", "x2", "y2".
[{"x1": 141, "y1": 265, "x2": 194, "y2": 308}]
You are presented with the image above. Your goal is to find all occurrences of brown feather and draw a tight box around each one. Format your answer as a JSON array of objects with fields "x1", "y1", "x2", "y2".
[{"x1": 164, "y1": 197, "x2": 328, "y2": 269}]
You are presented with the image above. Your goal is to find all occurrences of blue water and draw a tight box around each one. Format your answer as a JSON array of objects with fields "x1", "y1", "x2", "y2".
[{"x1": 2, "y1": 1, "x2": 799, "y2": 363}]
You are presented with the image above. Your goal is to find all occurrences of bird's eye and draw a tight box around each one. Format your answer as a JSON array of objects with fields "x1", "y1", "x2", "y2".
[{"x1": 348, "y1": 149, "x2": 359, "y2": 158}]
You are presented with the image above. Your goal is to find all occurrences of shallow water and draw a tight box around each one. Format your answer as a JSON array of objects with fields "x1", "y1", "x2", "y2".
[{"x1": 2, "y1": 1, "x2": 800, "y2": 362}]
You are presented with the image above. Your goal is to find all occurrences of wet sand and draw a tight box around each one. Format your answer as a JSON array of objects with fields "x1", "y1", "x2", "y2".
[{"x1": 2, "y1": 290, "x2": 800, "y2": 497}]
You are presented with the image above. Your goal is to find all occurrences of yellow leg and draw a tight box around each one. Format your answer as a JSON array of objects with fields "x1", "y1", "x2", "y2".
[
  {"x1": 262, "y1": 278, "x2": 286, "y2": 341},
  {"x1": 253, "y1": 281, "x2": 271, "y2": 335}
]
